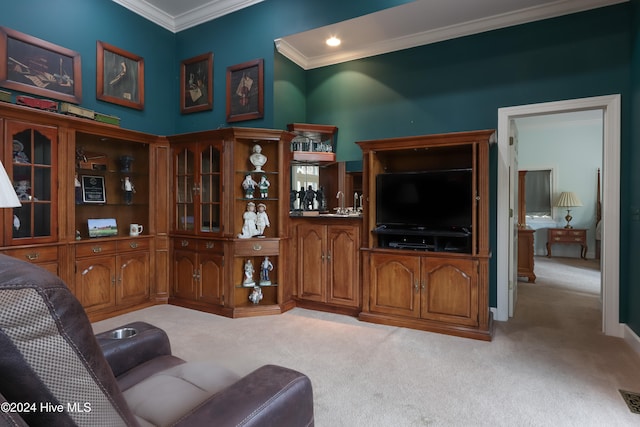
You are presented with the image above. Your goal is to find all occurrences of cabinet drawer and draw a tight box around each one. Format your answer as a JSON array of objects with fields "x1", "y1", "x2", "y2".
[
  {"x1": 76, "y1": 241, "x2": 117, "y2": 258},
  {"x1": 118, "y1": 238, "x2": 151, "y2": 253},
  {"x1": 198, "y1": 240, "x2": 223, "y2": 253},
  {"x1": 174, "y1": 238, "x2": 197, "y2": 250},
  {"x1": 234, "y1": 239, "x2": 279, "y2": 256},
  {"x1": 4, "y1": 246, "x2": 58, "y2": 263}
]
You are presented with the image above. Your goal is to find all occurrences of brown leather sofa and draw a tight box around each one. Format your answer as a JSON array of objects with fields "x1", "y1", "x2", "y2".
[{"x1": 0, "y1": 255, "x2": 314, "y2": 426}]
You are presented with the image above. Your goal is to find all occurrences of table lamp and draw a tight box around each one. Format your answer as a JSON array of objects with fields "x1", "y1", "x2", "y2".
[
  {"x1": 555, "y1": 191, "x2": 582, "y2": 229},
  {"x1": 0, "y1": 161, "x2": 20, "y2": 208}
]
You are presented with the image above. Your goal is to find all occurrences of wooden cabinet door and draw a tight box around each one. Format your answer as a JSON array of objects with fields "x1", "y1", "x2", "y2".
[
  {"x1": 76, "y1": 256, "x2": 116, "y2": 313},
  {"x1": 173, "y1": 249, "x2": 197, "y2": 300},
  {"x1": 199, "y1": 252, "x2": 224, "y2": 305},
  {"x1": 4, "y1": 121, "x2": 58, "y2": 246},
  {"x1": 369, "y1": 252, "x2": 420, "y2": 318},
  {"x1": 117, "y1": 252, "x2": 150, "y2": 306},
  {"x1": 327, "y1": 224, "x2": 360, "y2": 307},
  {"x1": 297, "y1": 223, "x2": 325, "y2": 302},
  {"x1": 421, "y1": 258, "x2": 478, "y2": 326}
]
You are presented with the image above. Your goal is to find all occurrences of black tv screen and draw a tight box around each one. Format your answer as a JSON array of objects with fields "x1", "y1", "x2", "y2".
[{"x1": 376, "y1": 169, "x2": 473, "y2": 230}]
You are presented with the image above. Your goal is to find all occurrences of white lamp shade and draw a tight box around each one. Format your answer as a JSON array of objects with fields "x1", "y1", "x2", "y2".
[
  {"x1": 0, "y1": 161, "x2": 21, "y2": 208},
  {"x1": 555, "y1": 191, "x2": 583, "y2": 208}
]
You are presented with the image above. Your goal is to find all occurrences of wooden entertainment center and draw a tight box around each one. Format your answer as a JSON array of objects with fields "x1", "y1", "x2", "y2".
[
  {"x1": 357, "y1": 130, "x2": 495, "y2": 341},
  {"x1": 0, "y1": 99, "x2": 495, "y2": 340}
]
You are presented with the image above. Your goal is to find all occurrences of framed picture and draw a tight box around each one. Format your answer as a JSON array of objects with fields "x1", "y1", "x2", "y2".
[
  {"x1": 87, "y1": 218, "x2": 118, "y2": 238},
  {"x1": 226, "y1": 58, "x2": 263, "y2": 122},
  {"x1": 96, "y1": 41, "x2": 144, "y2": 110},
  {"x1": 81, "y1": 175, "x2": 106, "y2": 204},
  {"x1": 181, "y1": 52, "x2": 213, "y2": 114},
  {"x1": 0, "y1": 26, "x2": 82, "y2": 104}
]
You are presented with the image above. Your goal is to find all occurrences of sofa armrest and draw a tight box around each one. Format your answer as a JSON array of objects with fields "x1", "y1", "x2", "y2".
[
  {"x1": 95, "y1": 321, "x2": 175, "y2": 377},
  {"x1": 173, "y1": 364, "x2": 314, "y2": 427}
]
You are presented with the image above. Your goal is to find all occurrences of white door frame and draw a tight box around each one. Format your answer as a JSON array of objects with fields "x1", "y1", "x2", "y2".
[{"x1": 496, "y1": 94, "x2": 621, "y2": 337}]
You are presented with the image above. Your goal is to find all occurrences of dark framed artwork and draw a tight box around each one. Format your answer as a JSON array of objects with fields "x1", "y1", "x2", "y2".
[
  {"x1": 96, "y1": 41, "x2": 144, "y2": 110},
  {"x1": 0, "y1": 26, "x2": 82, "y2": 104},
  {"x1": 226, "y1": 58, "x2": 263, "y2": 122},
  {"x1": 181, "y1": 52, "x2": 213, "y2": 114}
]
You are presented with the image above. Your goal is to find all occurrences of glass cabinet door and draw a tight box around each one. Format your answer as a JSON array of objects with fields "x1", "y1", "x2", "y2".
[
  {"x1": 174, "y1": 146, "x2": 195, "y2": 232},
  {"x1": 6, "y1": 122, "x2": 57, "y2": 244},
  {"x1": 173, "y1": 142, "x2": 222, "y2": 235},
  {"x1": 200, "y1": 144, "x2": 221, "y2": 233}
]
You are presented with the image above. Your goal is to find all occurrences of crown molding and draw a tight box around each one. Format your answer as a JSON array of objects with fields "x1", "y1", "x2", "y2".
[
  {"x1": 173, "y1": 0, "x2": 264, "y2": 32},
  {"x1": 112, "y1": 0, "x2": 264, "y2": 33},
  {"x1": 276, "y1": 0, "x2": 628, "y2": 70}
]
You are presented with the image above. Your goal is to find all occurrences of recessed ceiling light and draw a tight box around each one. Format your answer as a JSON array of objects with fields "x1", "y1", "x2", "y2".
[{"x1": 326, "y1": 36, "x2": 341, "y2": 47}]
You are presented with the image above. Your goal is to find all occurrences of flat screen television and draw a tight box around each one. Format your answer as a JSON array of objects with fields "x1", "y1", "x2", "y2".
[{"x1": 376, "y1": 169, "x2": 473, "y2": 231}]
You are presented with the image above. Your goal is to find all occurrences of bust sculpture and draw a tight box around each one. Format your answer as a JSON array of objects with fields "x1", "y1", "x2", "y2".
[{"x1": 249, "y1": 144, "x2": 267, "y2": 172}]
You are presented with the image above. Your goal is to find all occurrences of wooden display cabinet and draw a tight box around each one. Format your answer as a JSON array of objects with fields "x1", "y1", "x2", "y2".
[
  {"x1": 357, "y1": 130, "x2": 494, "y2": 341},
  {"x1": 168, "y1": 128, "x2": 295, "y2": 318},
  {"x1": 74, "y1": 132, "x2": 150, "y2": 239},
  {"x1": 0, "y1": 101, "x2": 169, "y2": 321}
]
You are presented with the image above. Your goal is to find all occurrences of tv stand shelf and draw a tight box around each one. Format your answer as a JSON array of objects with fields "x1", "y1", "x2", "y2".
[
  {"x1": 357, "y1": 130, "x2": 495, "y2": 341},
  {"x1": 374, "y1": 226, "x2": 471, "y2": 253}
]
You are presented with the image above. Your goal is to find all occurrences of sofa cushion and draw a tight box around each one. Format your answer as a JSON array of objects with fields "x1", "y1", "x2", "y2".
[{"x1": 123, "y1": 361, "x2": 241, "y2": 427}]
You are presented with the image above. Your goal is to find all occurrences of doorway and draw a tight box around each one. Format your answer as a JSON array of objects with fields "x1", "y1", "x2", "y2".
[{"x1": 496, "y1": 95, "x2": 621, "y2": 337}]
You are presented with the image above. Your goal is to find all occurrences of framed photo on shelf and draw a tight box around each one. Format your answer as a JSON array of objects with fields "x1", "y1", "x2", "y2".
[
  {"x1": 81, "y1": 175, "x2": 106, "y2": 204},
  {"x1": 226, "y1": 58, "x2": 263, "y2": 122},
  {"x1": 181, "y1": 52, "x2": 213, "y2": 114},
  {"x1": 0, "y1": 26, "x2": 82, "y2": 104},
  {"x1": 96, "y1": 41, "x2": 144, "y2": 110},
  {"x1": 87, "y1": 218, "x2": 118, "y2": 238}
]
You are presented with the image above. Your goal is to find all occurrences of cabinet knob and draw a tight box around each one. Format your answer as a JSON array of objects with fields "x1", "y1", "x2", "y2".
[
  {"x1": 92, "y1": 247, "x2": 102, "y2": 253},
  {"x1": 414, "y1": 280, "x2": 419, "y2": 292},
  {"x1": 205, "y1": 241, "x2": 214, "y2": 249},
  {"x1": 181, "y1": 240, "x2": 189, "y2": 247},
  {"x1": 129, "y1": 242, "x2": 138, "y2": 249},
  {"x1": 25, "y1": 253, "x2": 39, "y2": 261},
  {"x1": 252, "y1": 244, "x2": 262, "y2": 251}
]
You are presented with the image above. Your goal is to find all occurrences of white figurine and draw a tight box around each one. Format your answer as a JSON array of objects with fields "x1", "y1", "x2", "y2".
[
  {"x1": 256, "y1": 203, "x2": 270, "y2": 236},
  {"x1": 258, "y1": 175, "x2": 270, "y2": 198},
  {"x1": 243, "y1": 259, "x2": 255, "y2": 287},
  {"x1": 242, "y1": 174, "x2": 258, "y2": 199},
  {"x1": 260, "y1": 256, "x2": 274, "y2": 285},
  {"x1": 238, "y1": 202, "x2": 259, "y2": 238},
  {"x1": 249, "y1": 144, "x2": 267, "y2": 172}
]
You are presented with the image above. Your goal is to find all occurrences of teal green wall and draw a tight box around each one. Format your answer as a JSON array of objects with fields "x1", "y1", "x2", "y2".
[
  {"x1": 274, "y1": 51, "x2": 307, "y2": 130},
  {"x1": 1, "y1": 0, "x2": 175, "y2": 134}
]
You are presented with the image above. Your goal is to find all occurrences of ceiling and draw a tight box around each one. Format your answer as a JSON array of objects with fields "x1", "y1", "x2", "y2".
[{"x1": 114, "y1": 0, "x2": 627, "y2": 69}]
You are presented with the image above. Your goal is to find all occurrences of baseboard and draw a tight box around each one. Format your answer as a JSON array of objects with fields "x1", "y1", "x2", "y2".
[{"x1": 623, "y1": 324, "x2": 640, "y2": 357}]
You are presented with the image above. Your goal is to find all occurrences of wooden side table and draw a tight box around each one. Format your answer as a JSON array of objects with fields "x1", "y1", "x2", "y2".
[
  {"x1": 518, "y1": 228, "x2": 536, "y2": 282},
  {"x1": 546, "y1": 228, "x2": 587, "y2": 259}
]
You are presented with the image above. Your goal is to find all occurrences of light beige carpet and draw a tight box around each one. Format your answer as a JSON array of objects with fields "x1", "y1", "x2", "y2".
[{"x1": 94, "y1": 258, "x2": 640, "y2": 426}]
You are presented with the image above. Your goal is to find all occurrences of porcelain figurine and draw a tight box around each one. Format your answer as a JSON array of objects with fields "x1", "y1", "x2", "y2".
[
  {"x1": 243, "y1": 259, "x2": 255, "y2": 287},
  {"x1": 122, "y1": 176, "x2": 135, "y2": 205},
  {"x1": 242, "y1": 174, "x2": 258, "y2": 199},
  {"x1": 260, "y1": 256, "x2": 273, "y2": 285},
  {"x1": 256, "y1": 203, "x2": 270, "y2": 236},
  {"x1": 258, "y1": 175, "x2": 270, "y2": 198},
  {"x1": 238, "y1": 202, "x2": 259, "y2": 238},
  {"x1": 248, "y1": 285, "x2": 263, "y2": 304}
]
